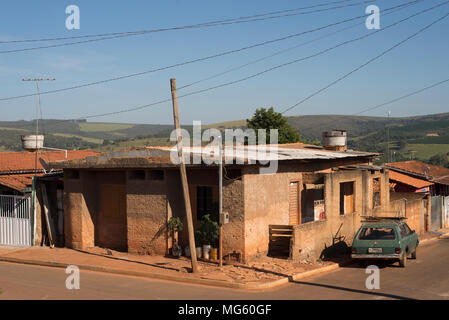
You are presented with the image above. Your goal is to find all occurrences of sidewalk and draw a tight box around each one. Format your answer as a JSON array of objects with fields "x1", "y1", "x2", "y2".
[
  {"x1": 0, "y1": 229, "x2": 447, "y2": 290},
  {"x1": 0, "y1": 246, "x2": 341, "y2": 290}
]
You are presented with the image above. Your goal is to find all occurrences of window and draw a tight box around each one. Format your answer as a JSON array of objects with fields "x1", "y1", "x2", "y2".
[
  {"x1": 129, "y1": 170, "x2": 145, "y2": 180},
  {"x1": 197, "y1": 186, "x2": 213, "y2": 221},
  {"x1": 340, "y1": 182, "x2": 355, "y2": 215},
  {"x1": 301, "y1": 183, "x2": 325, "y2": 223},
  {"x1": 358, "y1": 227, "x2": 396, "y2": 240},
  {"x1": 148, "y1": 170, "x2": 164, "y2": 180},
  {"x1": 403, "y1": 223, "x2": 413, "y2": 235},
  {"x1": 399, "y1": 223, "x2": 412, "y2": 238}
]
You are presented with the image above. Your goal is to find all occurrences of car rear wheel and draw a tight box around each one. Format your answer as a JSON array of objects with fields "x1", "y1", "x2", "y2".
[{"x1": 399, "y1": 252, "x2": 407, "y2": 268}]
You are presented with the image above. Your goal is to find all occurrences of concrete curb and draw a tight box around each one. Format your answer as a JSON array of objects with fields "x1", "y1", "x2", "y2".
[
  {"x1": 0, "y1": 255, "x2": 351, "y2": 290},
  {"x1": 0, "y1": 256, "x2": 291, "y2": 290},
  {"x1": 420, "y1": 232, "x2": 449, "y2": 245},
  {"x1": 291, "y1": 262, "x2": 349, "y2": 281}
]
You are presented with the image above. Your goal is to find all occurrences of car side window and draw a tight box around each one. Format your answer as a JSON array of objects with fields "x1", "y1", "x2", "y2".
[
  {"x1": 399, "y1": 224, "x2": 410, "y2": 238},
  {"x1": 403, "y1": 223, "x2": 413, "y2": 235}
]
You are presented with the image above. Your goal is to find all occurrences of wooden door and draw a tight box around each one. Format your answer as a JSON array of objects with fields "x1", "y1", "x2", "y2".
[
  {"x1": 289, "y1": 182, "x2": 300, "y2": 225},
  {"x1": 98, "y1": 184, "x2": 127, "y2": 251}
]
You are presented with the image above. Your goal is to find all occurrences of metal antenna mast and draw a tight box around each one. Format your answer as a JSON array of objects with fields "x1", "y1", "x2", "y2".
[{"x1": 22, "y1": 78, "x2": 55, "y2": 174}]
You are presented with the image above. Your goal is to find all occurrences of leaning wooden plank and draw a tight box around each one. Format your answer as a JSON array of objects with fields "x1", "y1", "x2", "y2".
[{"x1": 41, "y1": 185, "x2": 56, "y2": 248}]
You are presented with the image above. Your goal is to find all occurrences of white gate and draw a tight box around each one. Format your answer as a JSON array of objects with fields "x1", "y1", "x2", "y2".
[{"x1": 0, "y1": 195, "x2": 32, "y2": 247}]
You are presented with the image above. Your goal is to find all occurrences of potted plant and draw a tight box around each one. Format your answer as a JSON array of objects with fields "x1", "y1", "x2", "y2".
[
  {"x1": 167, "y1": 217, "x2": 183, "y2": 257},
  {"x1": 195, "y1": 214, "x2": 219, "y2": 260}
]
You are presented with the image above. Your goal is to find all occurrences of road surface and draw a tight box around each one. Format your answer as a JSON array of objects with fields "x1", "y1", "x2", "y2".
[{"x1": 0, "y1": 238, "x2": 448, "y2": 300}]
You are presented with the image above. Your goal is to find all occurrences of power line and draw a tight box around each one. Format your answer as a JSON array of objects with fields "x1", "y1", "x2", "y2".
[
  {"x1": 0, "y1": 0, "x2": 377, "y2": 55},
  {"x1": 0, "y1": 0, "x2": 418, "y2": 103},
  {"x1": 0, "y1": 0, "x2": 373, "y2": 46},
  {"x1": 280, "y1": 6, "x2": 449, "y2": 114},
  {"x1": 179, "y1": 0, "x2": 419, "y2": 90},
  {"x1": 293, "y1": 77, "x2": 449, "y2": 133},
  {"x1": 47, "y1": 1, "x2": 442, "y2": 123}
]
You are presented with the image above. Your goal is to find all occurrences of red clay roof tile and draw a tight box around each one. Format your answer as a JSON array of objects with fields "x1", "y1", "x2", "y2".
[
  {"x1": 386, "y1": 160, "x2": 449, "y2": 179},
  {"x1": 0, "y1": 150, "x2": 99, "y2": 172},
  {"x1": 388, "y1": 170, "x2": 434, "y2": 189}
]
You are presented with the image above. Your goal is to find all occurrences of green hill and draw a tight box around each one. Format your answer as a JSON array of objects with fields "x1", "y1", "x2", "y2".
[{"x1": 1, "y1": 112, "x2": 449, "y2": 165}]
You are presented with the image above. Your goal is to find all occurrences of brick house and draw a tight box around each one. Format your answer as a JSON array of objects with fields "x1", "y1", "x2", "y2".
[
  {"x1": 0, "y1": 150, "x2": 98, "y2": 247},
  {"x1": 48, "y1": 144, "x2": 390, "y2": 262}
]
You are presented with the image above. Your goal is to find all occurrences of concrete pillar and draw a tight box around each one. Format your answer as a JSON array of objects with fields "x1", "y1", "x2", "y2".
[{"x1": 64, "y1": 192, "x2": 94, "y2": 249}]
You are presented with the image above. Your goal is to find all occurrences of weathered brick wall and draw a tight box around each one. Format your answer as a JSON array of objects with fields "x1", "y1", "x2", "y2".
[
  {"x1": 222, "y1": 178, "x2": 245, "y2": 260},
  {"x1": 290, "y1": 170, "x2": 366, "y2": 261},
  {"x1": 243, "y1": 166, "x2": 301, "y2": 261},
  {"x1": 63, "y1": 172, "x2": 95, "y2": 249},
  {"x1": 389, "y1": 198, "x2": 425, "y2": 235},
  {"x1": 126, "y1": 179, "x2": 167, "y2": 255}
]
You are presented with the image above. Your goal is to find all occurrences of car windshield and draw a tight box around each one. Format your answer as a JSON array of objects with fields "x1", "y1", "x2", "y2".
[{"x1": 358, "y1": 227, "x2": 396, "y2": 240}]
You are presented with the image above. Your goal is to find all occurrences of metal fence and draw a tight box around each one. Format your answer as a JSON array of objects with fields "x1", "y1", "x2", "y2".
[
  {"x1": 431, "y1": 196, "x2": 443, "y2": 231},
  {"x1": 0, "y1": 195, "x2": 32, "y2": 247}
]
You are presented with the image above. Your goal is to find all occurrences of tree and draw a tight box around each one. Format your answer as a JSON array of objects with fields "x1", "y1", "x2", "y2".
[
  {"x1": 246, "y1": 107, "x2": 300, "y2": 144},
  {"x1": 427, "y1": 153, "x2": 449, "y2": 168}
]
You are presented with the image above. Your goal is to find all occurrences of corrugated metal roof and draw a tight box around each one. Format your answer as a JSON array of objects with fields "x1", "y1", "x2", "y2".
[{"x1": 48, "y1": 144, "x2": 380, "y2": 169}]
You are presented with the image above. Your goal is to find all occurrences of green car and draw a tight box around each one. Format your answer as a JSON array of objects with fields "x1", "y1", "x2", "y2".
[{"x1": 351, "y1": 218, "x2": 419, "y2": 267}]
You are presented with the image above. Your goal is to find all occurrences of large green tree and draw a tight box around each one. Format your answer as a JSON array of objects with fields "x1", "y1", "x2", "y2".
[
  {"x1": 246, "y1": 107, "x2": 300, "y2": 144},
  {"x1": 427, "y1": 153, "x2": 449, "y2": 168}
]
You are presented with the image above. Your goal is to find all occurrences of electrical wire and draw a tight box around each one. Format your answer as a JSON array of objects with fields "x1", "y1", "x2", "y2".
[
  {"x1": 48, "y1": 0, "x2": 444, "y2": 123},
  {"x1": 280, "y1": 7, "x2": 449, "y2": 114},
  {"x1": 294, "y1": 77, "x2": 449, "y2": 133},
  {"x1": 178, "y1": 0, "x2": 419, "y2": 90},
  {"x1": 0, "y1": 0, "x2": 375, "y2": 48},
  {"x1": 0, "y1": 0, "x2": 418, "y2": 103}
]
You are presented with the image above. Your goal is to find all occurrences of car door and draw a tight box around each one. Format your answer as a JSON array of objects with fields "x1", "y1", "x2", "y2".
[
  {"x1": 403, "y1": 223, "x2": 418, "y2": 251},
  {"x1": 399, "y1": 223, "x2": 415, "y2": 252}
]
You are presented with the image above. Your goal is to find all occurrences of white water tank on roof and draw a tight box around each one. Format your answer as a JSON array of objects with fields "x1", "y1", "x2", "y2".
[
  {"x1": 322, "y1": 130, "x2": 347, "y2": 150},
  {"x1": 21, "y1": 135, "x2": 44, "y2": 151}
]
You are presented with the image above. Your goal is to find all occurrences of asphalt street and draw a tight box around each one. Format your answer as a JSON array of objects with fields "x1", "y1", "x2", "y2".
[{"x1": 0, "y1": 238, "x2": 448, "y2": 300}]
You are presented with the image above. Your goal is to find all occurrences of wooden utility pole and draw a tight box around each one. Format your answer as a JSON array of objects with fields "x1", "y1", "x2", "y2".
[
  {"x1": 170, "y1": 78, "x2": 199, "y2": 273},
  {"x1": 218, "y1": 137, "x2": 223, "y2": 268}
]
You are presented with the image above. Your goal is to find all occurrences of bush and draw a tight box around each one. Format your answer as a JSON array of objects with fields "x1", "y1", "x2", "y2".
[{"x1": 195, "y1": 214, "x2": 219, "y2": 246}]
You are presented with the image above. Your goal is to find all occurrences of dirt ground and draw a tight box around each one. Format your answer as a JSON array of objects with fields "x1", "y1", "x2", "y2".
[{"x1": 84, "y1": 246, "x2": 336, "y2": 282}]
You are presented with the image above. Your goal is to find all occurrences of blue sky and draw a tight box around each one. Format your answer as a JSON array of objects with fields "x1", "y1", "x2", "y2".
[{"x1": 0, "y1": 0, "x2": 448, "y2": 125}]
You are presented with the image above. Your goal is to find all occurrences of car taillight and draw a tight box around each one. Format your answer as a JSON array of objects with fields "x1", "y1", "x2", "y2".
[
  {"x1": 395, "y1": 248, "x2": 401, "y2": 254},
  {"x1": 351, "y1": 247, "x2": 357, "y2": 254}
]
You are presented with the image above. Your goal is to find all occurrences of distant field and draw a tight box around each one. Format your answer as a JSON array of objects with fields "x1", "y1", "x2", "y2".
[
  {"x1": 403, "y1": 144, "x2": 449, "y2": 160},
  {"x1": 0, "y1": 127, "x2": 28, "y2": 132},
  {"x1": 95, "y1": 137, "x2": 174, "y2": 152},
  {"x1": 53, "y1": 133, "x2": 103, "y2": 144},
  {"x1": 204, "y1": 120, "x2": 246, "y2": 129},
  {"x1": 79, "y1": 122, "x2": 136, "y2": 132}
]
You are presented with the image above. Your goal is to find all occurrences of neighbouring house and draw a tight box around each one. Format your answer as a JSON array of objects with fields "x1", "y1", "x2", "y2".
[
  {"x1": 0, "y1": 150, "x2": 99, "y2": 247},
  {"x1": 0, "y1": 150, "x2": 98, "y2": 195},
  {"x1": 385, "y1": 160, "x2": 449, "y2": 196},
  {"x1": 388, "y1": 170, "x2": 434, "y2": 194},
  {"x1": 385, "y1": 160, "x2": 449, "y2": 231},
  {"x1": 48, "y1": 143, "x2": 392, "y2": 262}
]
